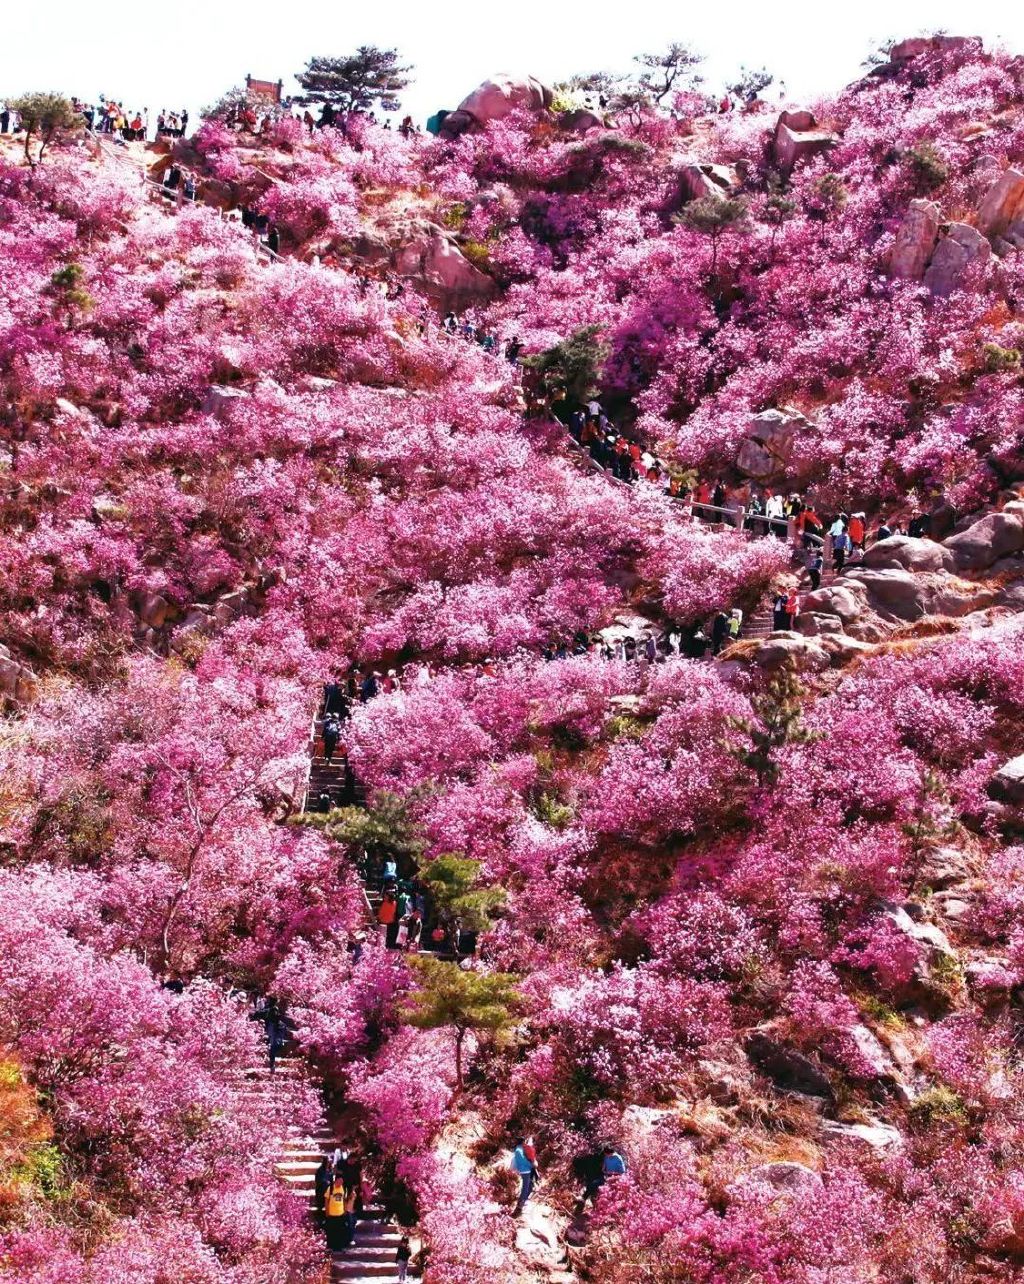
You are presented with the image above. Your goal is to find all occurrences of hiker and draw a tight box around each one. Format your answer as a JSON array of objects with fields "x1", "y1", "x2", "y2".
[
  {"x1": 322, "y1": 715, "x2": 340, "y2": 764},
  {"x1": 251, "y1": 996, "x2": 287, "y2": 1072},
  {"x1": 378, "y1": 891, "x2": 400, "y2": 948},
  {"x1": 785, "y1": 588, "x2": 800, "y2": 629},
  {"x1": 324, "y1": 674, "x2": 347, "y2": 717},
  {"x1": 396, "y1": 1236, "x2": 413, "y2": 1282},
  {"x1": 807, "y1": 549, "x2": 824, "y2": 591},
  {"x1": 728, "y1": 608, "x2": 743, "y2": 642},
  {"x1": 404, "y1": 908, "x2": 422, "y2": 951},
  {"x1": 772, "y1": 592, "x2": 789, "y2": 631},
  {"x1": 711, "y1": 611, "x2": 730, "y2": 655},
  {"x1": 511, "y1": 1137, "x2": 539, "y2": 1213},
  {"x1": 324, "y1": 1171, "x2": 349, "y2": 1251},
  {"x1": 314, "y1": 1154, "x2": 334, "y2": 1218},
  {"x1": 381, "y1": 856, "x2": 398, "y2": 893},
  {"x1": 877, "y1": 519, "x2": 893, "y2": 542},
  {"x1": 832, "y1": 525, "x2": 851, "y2": 573},
  {"x1": 849, "y1": 512, "x2": 866, "y2": 550},
  {"x1": 580, "y1": 1146, "x2": 627, "y2": 1206}
]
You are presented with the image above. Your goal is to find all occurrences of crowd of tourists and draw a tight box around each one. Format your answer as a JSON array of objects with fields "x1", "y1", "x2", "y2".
[{"x1": 69, "y1": 99, "x2": 189, "y2": 141}]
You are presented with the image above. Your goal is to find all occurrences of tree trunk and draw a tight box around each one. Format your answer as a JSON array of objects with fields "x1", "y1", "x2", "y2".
[{"x1": 454, "y1": 1026, "x2": 465, "y2": 1091}]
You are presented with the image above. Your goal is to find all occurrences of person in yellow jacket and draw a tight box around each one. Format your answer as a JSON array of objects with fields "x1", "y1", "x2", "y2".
[{"x1": 324, "y1": 1175, "x2": 349, "y2": 1252}]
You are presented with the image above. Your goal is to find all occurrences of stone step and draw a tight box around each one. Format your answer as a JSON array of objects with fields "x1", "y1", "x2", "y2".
[{"x1": 331, "y1": 1265, "x2": 400, "y2": 1281}]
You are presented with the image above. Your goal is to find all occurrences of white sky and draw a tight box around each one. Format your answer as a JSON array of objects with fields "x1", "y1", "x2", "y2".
[{"x1": 2, "y1": 1, "x2": 1023, "y2": 123}]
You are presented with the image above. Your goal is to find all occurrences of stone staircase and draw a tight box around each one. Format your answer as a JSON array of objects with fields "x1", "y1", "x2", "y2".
[
  {"x1": 739, "y1": 556, "x2": 840, "y2": 643},
  {"x1": 240, "y1": 1054, "x2": 413, "y2": 1283}
]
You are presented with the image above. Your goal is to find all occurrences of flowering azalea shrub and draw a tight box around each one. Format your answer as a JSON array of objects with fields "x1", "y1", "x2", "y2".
[{"x1": 4, "y1": 32, "x2": 1024, "y2": 1283}]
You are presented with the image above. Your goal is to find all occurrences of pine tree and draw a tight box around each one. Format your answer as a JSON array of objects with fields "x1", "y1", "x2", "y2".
[
  {"x1": 295, "y1": 48, "x2": 412, "y2": 115},
  {"x1": 402, "y1": 956, "x2": 520, "y2": 1090},
  {"x1": 728, "y1": 665, "x2": 818, "y2": 786},
  {"x1": 421, "y1": 854, "x2": 506, "y2": 934},
  {"x1": 674, "y1": 195, "x2": 749, "y2": 275}
]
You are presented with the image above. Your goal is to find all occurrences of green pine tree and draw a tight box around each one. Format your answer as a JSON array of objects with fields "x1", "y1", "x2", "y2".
[
  {"x1": 728, "y1": 664, "x2": 818, "y2": 786},
  {"x1": 402, "y1": 956, "x2": 521, "y2": 1090}
]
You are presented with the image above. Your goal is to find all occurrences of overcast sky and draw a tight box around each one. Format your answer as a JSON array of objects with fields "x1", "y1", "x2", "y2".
[{"x1": 3, "y1": 1, "x2": 1024, "y2": 122}]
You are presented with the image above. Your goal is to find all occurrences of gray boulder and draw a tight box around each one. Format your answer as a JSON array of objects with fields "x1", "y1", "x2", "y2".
[
  {"x1": 735, "y1": 406, "x2": 809, "y2": 482},
  {"x1": 889, "y1": 199, "x2": 941, "y2": 280},
  {"x1": 844, "y1": 568, "x2": 927, "y2": 621},
  {"x1": 822, "y1": 1119, "x2": 902, "y2": 1149},
  {"x1": 744, "y1": 1162, "x2": 823, "y2": 1197},
  {"x1": 923, "y1": 222, "x2": 992, "y2": 297},
  {"x1": 990, "y1": 755, "x2": 1024, "y2": 806},
  {"x1": 976, "y1": 168, "x2": 1024, "y2": 238},
  {"x1": 861, "y1": 536, "x2": 954, "y2": 573},
  {"x1": 943, "y1": 502, "x2": 1024, "y2": 571},
  {"x1": 0, "y1": 645, "x2": 37, "y2": 704},
  {"x1": 457, "y1": 74, "x2": 554, "y2": 125},
  {"x1": 754, "y1": 633, "x2": 830, "y2": 672},
  {"x1": 201, "y1": 385, "x2": 251, "y2": 420}
]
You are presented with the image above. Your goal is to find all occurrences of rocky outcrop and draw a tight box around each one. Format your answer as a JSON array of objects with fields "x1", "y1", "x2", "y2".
[
  {"x1": 922, "y1": 222, "x2": 992, "y2": 297},
  {"x1": 735, "y1": 406, "x2": 810, "y2": 482},
  {"x1": 844, "y1": 567, "x2": 998, "y2": 623},
  {"x1": 861, "y1": 535, "x2": 954, "y2": 573},
  {"x1": 943, "y1": 501, "x2": 1024, "y2": 571},
  {"x1": 976, "y1": 168, "x2": 1024, "y2": 238},
  {"x1": 990, "y1": 756, "x2": 1024, "y2": 807},
  {"x1": 744, "y1": 1027, "x2": 833, "y2": 1099},
  {"x1": 0, "y1": 644, "x2": 37, "y2": 705},
  {"x1": 773, "y1": 111, "x2": 839, "y2": 173},
  {"x1": 880, "y1": 902, "x2": 958, "y2": 1009},
  {"x1": 754, "y1": 633, "x2": 830, "y2": 673},
  {"x1": 889, "y1": 199, "x2": 941, "y2": 279},
  {"x1": 822, "y1": 1119, "x2": 902, "y2": 1149},
  {"x1": 560, "y1": 108, "x2": 604, "y2": 134},
  {"x1": 890, "y1": 35, "x2": 983, "y2": 61},
  {"x1": 455, "y1": 74, "x2": 554, "y2": 127},
  {"x1": 393, "y1": 224, "x2": 495, "y2": 309},
  {"x1": 742, "y1": 1162, "x2": 823, "y2": 1197},
  {"x1": 201, "y1": 385, "x2": 252, "y2": 420},
  {"x1": 671, "y1": 160, "x2": 738, "y2": 208}
]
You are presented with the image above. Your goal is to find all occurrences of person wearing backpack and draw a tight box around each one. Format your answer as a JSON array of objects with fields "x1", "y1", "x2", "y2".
[
  {"x1": 324, "y1": 1172, "x2": 349, "y2": 1251},
  {"x1": 511, "y1": 1137, "x2": 539, "y2": 1214}
]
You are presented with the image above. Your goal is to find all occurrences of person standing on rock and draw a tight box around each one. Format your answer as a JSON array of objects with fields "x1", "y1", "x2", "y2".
[{"x1": 511, "y1": 1137, "x2": 539, "y2": 1214}]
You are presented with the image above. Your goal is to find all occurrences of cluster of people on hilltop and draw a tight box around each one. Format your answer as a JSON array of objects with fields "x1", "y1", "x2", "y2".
[{"x1": 155, "y1": 109, "x2": 188, "y2": 137}]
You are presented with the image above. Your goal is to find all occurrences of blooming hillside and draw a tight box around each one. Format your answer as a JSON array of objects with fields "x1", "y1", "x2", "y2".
[{"x1": 2, "y1": 32, "x2": 1024, "y2": 1284}]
